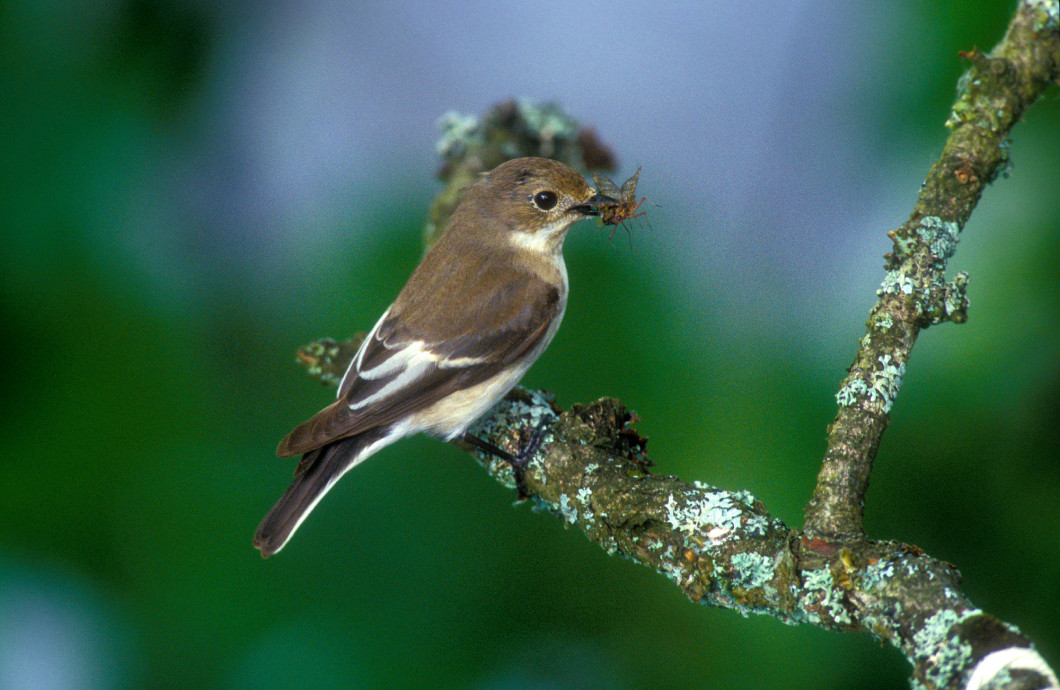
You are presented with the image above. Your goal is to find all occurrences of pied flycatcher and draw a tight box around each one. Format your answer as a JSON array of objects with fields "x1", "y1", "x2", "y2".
[{"x1": 254, "y1": 157, "x2": 614, "y2": 557}]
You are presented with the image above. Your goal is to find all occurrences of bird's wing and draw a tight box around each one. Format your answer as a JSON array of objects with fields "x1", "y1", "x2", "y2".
[{"x1": 277, "y1": 271, "x2": 561, "y2": 457}]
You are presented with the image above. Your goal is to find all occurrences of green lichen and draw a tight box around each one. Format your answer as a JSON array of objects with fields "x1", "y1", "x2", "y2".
[
  {"x1": 514, "y1": 100, "x2": 580, "y2": 154},
  {"x1": 891, "y1": 230, "x2": 919, "y2": 257},
  {"x1": 862, "y1": 611, "x2": 902, "y2": 645},
  {"x1": 916, "y1": 216, "x2": 960, "y2": 263},
  {"x1": 859, "y1": 559, "x2": 897, "y2": 590},
  {"x1": 992, "y1": 138, "x2": 1012, "y2": 182},
  {"x1": 946, "y1": 97, "x2": 976, "y2": 130},
  {"x1": 799, "y1": 567, "x2": 852, "y2": 626},
  {"x1": 1026, "y1": 0, "x2": 1059, "y2": 31},
  {"x1": 912, "y1": 609, "x2": 980, "y2": 688},
  {"x1": 874, "y1": 355, "x2": 906, "y2": 414},
  {"x1": 835, "y1": 356, "x2": 905, "y2": 413},
  {"x1": 664, "y1": 490, "x2": 744, "y2": 543},
  {"x1": 836, "y1": 378, "x2": 869, "y2": 407},
  {"x1": 435, "y1": 111, "x2": 482, "y2": 160},
  {"x1": 465, "y1": 389, "x2": 558, "y2": 489},
  {"x1": 557, "y1": 494, "x2": 578, "y2": 524},
  {"x1": 943, "y1": 272, "x2": 970, "y2": 323},
  {"x1": 743, "y1": 514, "x2": 770, "y2": 536},
  {"x1": 660, "y1": 558, "x2": 690, "y2": 588},
  {"x1": 731, "y1": 552, "x2": 775, "y2": 590},
  {"x1": 877, "y1": 270, "x2": 915, "y2": 297},
  {"x1": 295, "y1": 337, "x2": 362, "y2": 385},
  {"x1": 572, "y1": 487, "x2": 595, "y2": 527},
  {"x1": 732, "y1": 489, "x2": 757, "y2": 507},
  {"x1": 469, "y1": 390, "x2": 555, "y2": 441},
  {"x1": 802, "y1": 567, "x2": 830, "y2": 589}
]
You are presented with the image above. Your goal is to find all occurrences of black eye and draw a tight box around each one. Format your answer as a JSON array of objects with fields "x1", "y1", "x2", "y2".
[{"x1": 532, "y1": 190, "x2": 558, "y2": 210}]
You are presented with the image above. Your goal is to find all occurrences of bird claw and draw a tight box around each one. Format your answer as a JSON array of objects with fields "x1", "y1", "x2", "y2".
[{"x1": 461, "y1": 415, "x2": 556, "y2": 498}]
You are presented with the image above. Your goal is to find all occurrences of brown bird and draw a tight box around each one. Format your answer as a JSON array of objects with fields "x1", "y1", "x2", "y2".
[{"x1": 254, "y1": 157, "x2": 615, "y2": 557}]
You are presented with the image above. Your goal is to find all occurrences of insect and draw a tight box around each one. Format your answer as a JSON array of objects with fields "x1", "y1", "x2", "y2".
[{"x1": 592, "y1": 167, "x2": 652, "y2": 240}]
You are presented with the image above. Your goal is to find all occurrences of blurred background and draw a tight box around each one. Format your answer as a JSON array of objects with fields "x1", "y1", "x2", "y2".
[{"x1": 1, "y1": 0, "x2": 1057, "y2": 687}]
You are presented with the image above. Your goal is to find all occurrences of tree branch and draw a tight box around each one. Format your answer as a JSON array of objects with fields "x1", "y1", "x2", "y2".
[
  {"x1": 289, "y1": 4, "x2": 1059, "y2": 686},
  {"x1": 804, "y1": 0, "x2": 1060, "y2": 541}
]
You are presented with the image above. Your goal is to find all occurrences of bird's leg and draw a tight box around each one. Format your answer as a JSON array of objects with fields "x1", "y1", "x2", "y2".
[{"x1": 460, "y1": 416, "x2": 555, "y2": 499}]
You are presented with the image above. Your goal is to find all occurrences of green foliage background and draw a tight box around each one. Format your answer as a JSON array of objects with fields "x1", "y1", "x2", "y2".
[{"x1": 1, "y1": 1, "x2": 1056, "y2": 688}]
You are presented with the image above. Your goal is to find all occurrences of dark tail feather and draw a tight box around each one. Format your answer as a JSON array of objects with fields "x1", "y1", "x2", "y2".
[{"x1": 254, "y1": 433, "x2": 377, "y2": 557}]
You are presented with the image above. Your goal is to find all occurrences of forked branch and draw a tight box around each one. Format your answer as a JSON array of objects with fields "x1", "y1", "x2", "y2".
[{"x1": 290, "y1": 5, "x2": 1059, "y2": 686}]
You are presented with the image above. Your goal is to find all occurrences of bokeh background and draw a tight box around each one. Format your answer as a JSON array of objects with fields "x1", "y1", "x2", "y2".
[{"x1": 2, "y1": 0, "x2": 1057, "y2": 688}]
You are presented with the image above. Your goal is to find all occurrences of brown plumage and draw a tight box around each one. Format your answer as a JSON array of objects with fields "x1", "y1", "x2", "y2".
[{"x1": 254, "y1": 158, "x2": 615, "y2": 557}]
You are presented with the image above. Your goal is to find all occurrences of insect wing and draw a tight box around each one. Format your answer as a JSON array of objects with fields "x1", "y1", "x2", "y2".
[
  {"x1": 619, "y1": 167, "x2": 641, "y2": 201},
  {"x1": 592, "y1": 171, "x2": 622, "y2": 198}
]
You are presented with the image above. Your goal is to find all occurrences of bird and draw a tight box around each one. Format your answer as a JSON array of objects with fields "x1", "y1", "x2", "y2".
[{"x1": 254, "y1": 157, "x2": 616, "y2": 557}]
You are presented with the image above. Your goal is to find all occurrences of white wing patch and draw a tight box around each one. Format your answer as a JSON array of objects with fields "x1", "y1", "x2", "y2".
[
  {"x1": 359, "y1": 339, "x2": 432, "y2": 380},
  {"x1": 336, "y1": 253, "x2": 569, "y2": 431},
  {"x1": 338, "y1": 308, "x2": 390, "y2": 399},
  {"x1": 346, "y1": 344, "x2": 438, "y2": 411},
  {"x1": 439, "y1": 354, "x2": 492, "y2": 368},
  {"x1": 339, "y1": 306, "x2": 499, "y2": 413}
]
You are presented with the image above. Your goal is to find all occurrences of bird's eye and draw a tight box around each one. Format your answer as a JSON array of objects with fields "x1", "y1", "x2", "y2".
[{"x1": 532, "y1": 190, "x2": 558, "y2": 211}]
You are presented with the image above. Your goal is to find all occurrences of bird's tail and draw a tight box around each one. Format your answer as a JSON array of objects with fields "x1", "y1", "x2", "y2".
[{"x1": 253, "y1": 429, "x2": 387, "y2": 557}]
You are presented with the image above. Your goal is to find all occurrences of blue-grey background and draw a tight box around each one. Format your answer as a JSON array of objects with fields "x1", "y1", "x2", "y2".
[{"x1": 2, "y1": 0, "x2": 1057, "y2": 687}]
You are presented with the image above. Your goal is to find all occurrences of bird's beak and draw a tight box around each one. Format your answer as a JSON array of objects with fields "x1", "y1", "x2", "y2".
[{"x1": 571, "y1": 193, "x2": 619, "y2": 216}]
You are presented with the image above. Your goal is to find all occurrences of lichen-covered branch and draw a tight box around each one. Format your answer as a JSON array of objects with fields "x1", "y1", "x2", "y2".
[
  {"x1": 292, "y1": 351, "x2": 1059, "y2": 690},
  {"x1": 291, "y1": 7, "x2": 1060, "y2": 686},
  {"x1": 803, "y1": 0, "x2": 1060, "y2": 541}
]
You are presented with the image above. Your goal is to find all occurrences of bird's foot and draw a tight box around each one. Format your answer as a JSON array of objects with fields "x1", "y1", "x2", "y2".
[{"x1": 461, "y1": 415, "x2": 555, "y2": 499}]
